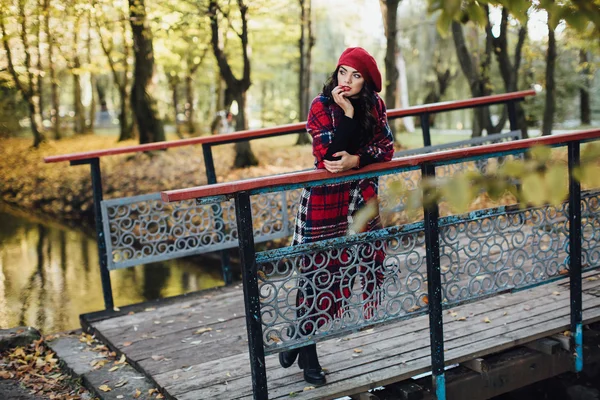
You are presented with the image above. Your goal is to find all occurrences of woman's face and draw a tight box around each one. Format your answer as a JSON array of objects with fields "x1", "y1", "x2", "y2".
[{"x1": 337, "y1": 65, "x2": 365, "y2": 98}]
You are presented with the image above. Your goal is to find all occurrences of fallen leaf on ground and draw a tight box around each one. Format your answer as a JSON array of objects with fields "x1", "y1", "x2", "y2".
[
  {"x1": 353, "y1": 348, "x2": 363, "y2": 353},
  {"x1": 303, "y1": 386, "x2": 315, "y2": 391},
  {"x1": 98, "y1": 385, "x2": 111, "y2": 392},
  {"x1": 134, "y1": 389, "x2": 142, "y2": 398},
  {"x1": 195, "y1": 328, "x2": 212, "y2": 334},
  {"x1": 122, "y1": 342, "x2": 133, "y2": 347},
  {"x1": 115, "y1": 379, "x2": 128, "y2": 388},
  {"x1": 483, "y1": 317, "x2": 491, "y2": 323}
]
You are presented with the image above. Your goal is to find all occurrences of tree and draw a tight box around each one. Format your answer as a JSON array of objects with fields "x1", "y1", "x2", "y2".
[
  {"x1": 379, "y1": 0, "x2": 400, "y2": 111},
  {"x1": 451, "y1": 20, "x2": 498, "y2": 137},
  {"x1": 129, "y1": 0, "x2": 165, "y2": 144},
  {"x1": 95, "y1": 0, "x2": 134, "y2": 141},
  {"x1": 580, "y1": 49, "x2": 591, "y2": 125},
  {"x1": 296, "y1": 0, "x2": 313, "y2": 145},
  {"x1": 43, "y1": 0, "x2": 60, "y2": 139},
  {"x1": 0, "y1": 0, "x2": 46, "y2": 147},
  {"x1": 209, "y1": 0, "x2": 257, "y2": 168},
  {"x1": 542, "y1": 6, "x2": 557, "y2": 136},
  {"x1": 486, "y1": 6, "x2": 529, "y2": 137}
]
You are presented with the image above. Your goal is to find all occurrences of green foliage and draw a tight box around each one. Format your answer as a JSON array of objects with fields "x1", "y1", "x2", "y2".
[
  {"x1": 428, "y1": 0, "x2": 600, "y2": 37},
  {"x1": 385, "y1": 144, "x2": 600, "y2": 218}
]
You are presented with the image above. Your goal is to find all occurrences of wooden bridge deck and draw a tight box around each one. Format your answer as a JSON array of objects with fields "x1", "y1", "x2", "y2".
[{"x1": 82, "y1": 269, "x2": 600, "y2": 400}]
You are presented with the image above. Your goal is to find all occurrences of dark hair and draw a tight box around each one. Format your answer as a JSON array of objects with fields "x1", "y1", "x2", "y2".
[{"x1": 322, "y1": 67, "x2": 378, "y2": 143}]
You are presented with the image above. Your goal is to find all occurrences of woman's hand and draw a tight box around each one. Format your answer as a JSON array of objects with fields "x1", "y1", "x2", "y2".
[
  {"x1": 323, "y1": 151, "x2": 359, "y2": 173},
  {"x1": 332, "y1": 86, "x2": 354, "y2": 118}
]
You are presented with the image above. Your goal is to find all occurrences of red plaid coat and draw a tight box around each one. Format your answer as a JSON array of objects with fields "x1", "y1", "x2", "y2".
[{"x1": 292, "y1": 93, "x2": 394, "y2": 331}]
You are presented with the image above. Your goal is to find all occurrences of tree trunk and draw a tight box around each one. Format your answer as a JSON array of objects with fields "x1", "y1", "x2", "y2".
[
  {"x1": 396, "y1": 46, "x2": 414, "y2": 131},
  {"x1": 1, "y1": 0, "x2": 46, "y2": 147},
  {"x1": 185, "y1": 74, "x2": 195, "y2": 134},
  {"x1": 72, "y1": 15, "x2": 85, "y2": 135},
  {"x1": 118, "y1": 85, "x2": 132, "y2": 141},
  {"x1": 37, "y1": 0, "x2": 44, "y2": 122},
  {"x1": 379, "y1": 0, "x2": 400, "y2": 109},
  {"x1": 542, "y1": 18, "x2": 556, "y2": 136},
  {"x1": 209, "y1": 0, "x2": 257, "y2": 167},
  {"x1": 296, "y1": 0, "x2": 311, "y2": 145},
  {"x1": 44, "y1": 0, "x2": 60, "y2": 139},
  {"x1": 170, "y1": 76, "x2": 184, "y2": 139},
  {"x1": 129, "y1": 0, "x2": 165, "y2": 144},
  {"x1": 233, "y1": 91, "x2": 258, "y2": 167},
  {"x1": 580, "y1": 49, "x2": 591, "y2": 125},
  {"x1": 86, "y1": 11, "x2": 96, "y2": 132},
  {"x1": 488, "y1": 7, "x2": 529, "y2": 138}
]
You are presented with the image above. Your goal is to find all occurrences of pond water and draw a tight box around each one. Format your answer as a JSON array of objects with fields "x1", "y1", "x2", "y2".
[{"x1": 0, "y1": 206, "x2": 226, "y2": 334}]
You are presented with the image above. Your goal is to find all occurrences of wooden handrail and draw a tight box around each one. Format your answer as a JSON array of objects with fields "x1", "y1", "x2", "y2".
[
  {"x1": 44, "y1": 90, "x2": 536, "y2": 164},
  {"x1": 160, "y1": 128, "x2": 600, "y2": 203}
]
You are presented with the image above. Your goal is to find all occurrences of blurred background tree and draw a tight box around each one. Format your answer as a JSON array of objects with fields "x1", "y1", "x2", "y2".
[{"x1": 0, "y1": 0, "x2": 597, "y2": 152}]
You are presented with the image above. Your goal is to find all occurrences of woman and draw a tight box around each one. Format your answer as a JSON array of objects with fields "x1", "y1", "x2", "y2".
[{"x1": 279, "y1": 47, "x2": 394, "y2": 385}]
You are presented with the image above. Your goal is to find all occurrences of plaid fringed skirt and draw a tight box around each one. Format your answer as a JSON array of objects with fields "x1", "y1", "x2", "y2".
[{"x1": 292, "y1": 178, "x2": 386, "y2": 335}]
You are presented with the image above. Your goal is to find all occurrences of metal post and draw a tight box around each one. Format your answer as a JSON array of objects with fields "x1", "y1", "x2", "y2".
[
  {"x1": 568, "y1": 141, "x2": 583, "y2": 372},
  {"x1": 235, "y1": 192, "x2": 268, "y2": 399},
  {"x1": 71, "y1": 157, "x2": 114, "y2": 310},
  {"x1": 507, "y1": 100, "x2": 518, "y2": 132},
  {"x1": 203, "y1": 143, "x2": 232, "y2": 285},
  {"x1": 420, "y1": 113, "x2": 432, "y2": 147},
  {"x1": 421, "y1": 163, "x2": 446, "y2": 400}
]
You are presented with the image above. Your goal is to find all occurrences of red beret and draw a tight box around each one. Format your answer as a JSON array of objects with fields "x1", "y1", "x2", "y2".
[{"x1": 336, "y1": 47, "x2": 382, "y2": 92}]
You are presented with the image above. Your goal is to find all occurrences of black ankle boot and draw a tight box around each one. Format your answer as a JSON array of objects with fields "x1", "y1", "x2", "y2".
[
  {"x1": 279, "y1": 348, "x2": 300, "y2": 368},
  {"x1": 298, "y1": 344, "x2": 326, "y2": 385}
]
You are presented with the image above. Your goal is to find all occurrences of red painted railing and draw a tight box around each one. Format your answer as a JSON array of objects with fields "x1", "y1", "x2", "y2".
[
  {"x1": 160, "y1": 128, "x2": 600, "y2": 202},
  {"x1": 44, "y1": 89, "x2": 536, "y2": 164}
]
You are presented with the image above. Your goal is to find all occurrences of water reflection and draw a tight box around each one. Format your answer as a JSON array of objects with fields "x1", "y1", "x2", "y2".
[{"x1": 0, "y1": 208, "x2": 226, "y2": 333}]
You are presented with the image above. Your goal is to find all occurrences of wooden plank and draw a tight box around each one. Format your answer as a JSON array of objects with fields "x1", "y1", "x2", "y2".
[
  {"x1": 88, "y1": 264, "x2": 600, "y2": 400},
  {"x1": 156, "y1": 282, "x2": 562, "y2": 396},
  {"x1": 460, "y1": 358, "x2": 488, "y2": 374},
  {"x1": 178, "y1": 282, "x2": 600, "y2": 399},
  {"x1": 154, "y1": 278, "x2": 596, "y2": 398},
  {"x1": 257, "y1": 292, "x2": 600, "y2": 399},
  {"x1": 524, "y1": 338, "x2": 562, "y2": 355}
]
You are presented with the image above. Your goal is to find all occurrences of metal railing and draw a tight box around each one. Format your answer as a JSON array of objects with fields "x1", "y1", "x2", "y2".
[
  {"x1": 44, "y1": 90, "x2": 535, "y2": 310},
  {"x1": 161, "y1": 128, "x2": 600, "y2": 400}
]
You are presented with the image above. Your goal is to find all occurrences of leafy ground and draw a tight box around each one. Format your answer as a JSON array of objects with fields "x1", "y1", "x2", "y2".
[
  {"x1": 0, "y1": 133, "x2": 320, "y2": 228},
  {"x1": 0, "y1": 333, "x2": 95, "y2": 400}
]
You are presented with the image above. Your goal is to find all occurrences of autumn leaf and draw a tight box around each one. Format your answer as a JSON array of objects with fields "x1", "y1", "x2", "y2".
[
  {"x1": 552, "y1": 291, "x2": 561, "y2": 296},
  {"x1": 303, "y1": 386, "x2": 316, "y2": 391},
  {"x1": 122, "y1": 342, "x2": 133, "y2": 347},
  {"x1": 353, "y1": 348, "x2": 363, "y2": 353},
  {"x1": 195, "y1": 327, "x2": 212, "y2": 334},
  {"x1": 98, "y1": 385, "x2": 111, "y2": 392},
  {"x1": 109, "y1": 366, "x2": 120, "y2": 372},
  {"x1": 457, "y1": 317, "x2": 467, "y2": 321},
  {"x1": 134, "y1": 389, "x2": 142, "y2": 398},
  {"x1": 115, "y1": 379, "x2": 128, "y2": 388},
  {"x1": 422, "y1": 295, "x2": 429, "y2": 305},
  {"x1": 483, "y1": 317, "x2": 491, "y2": 323}
]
